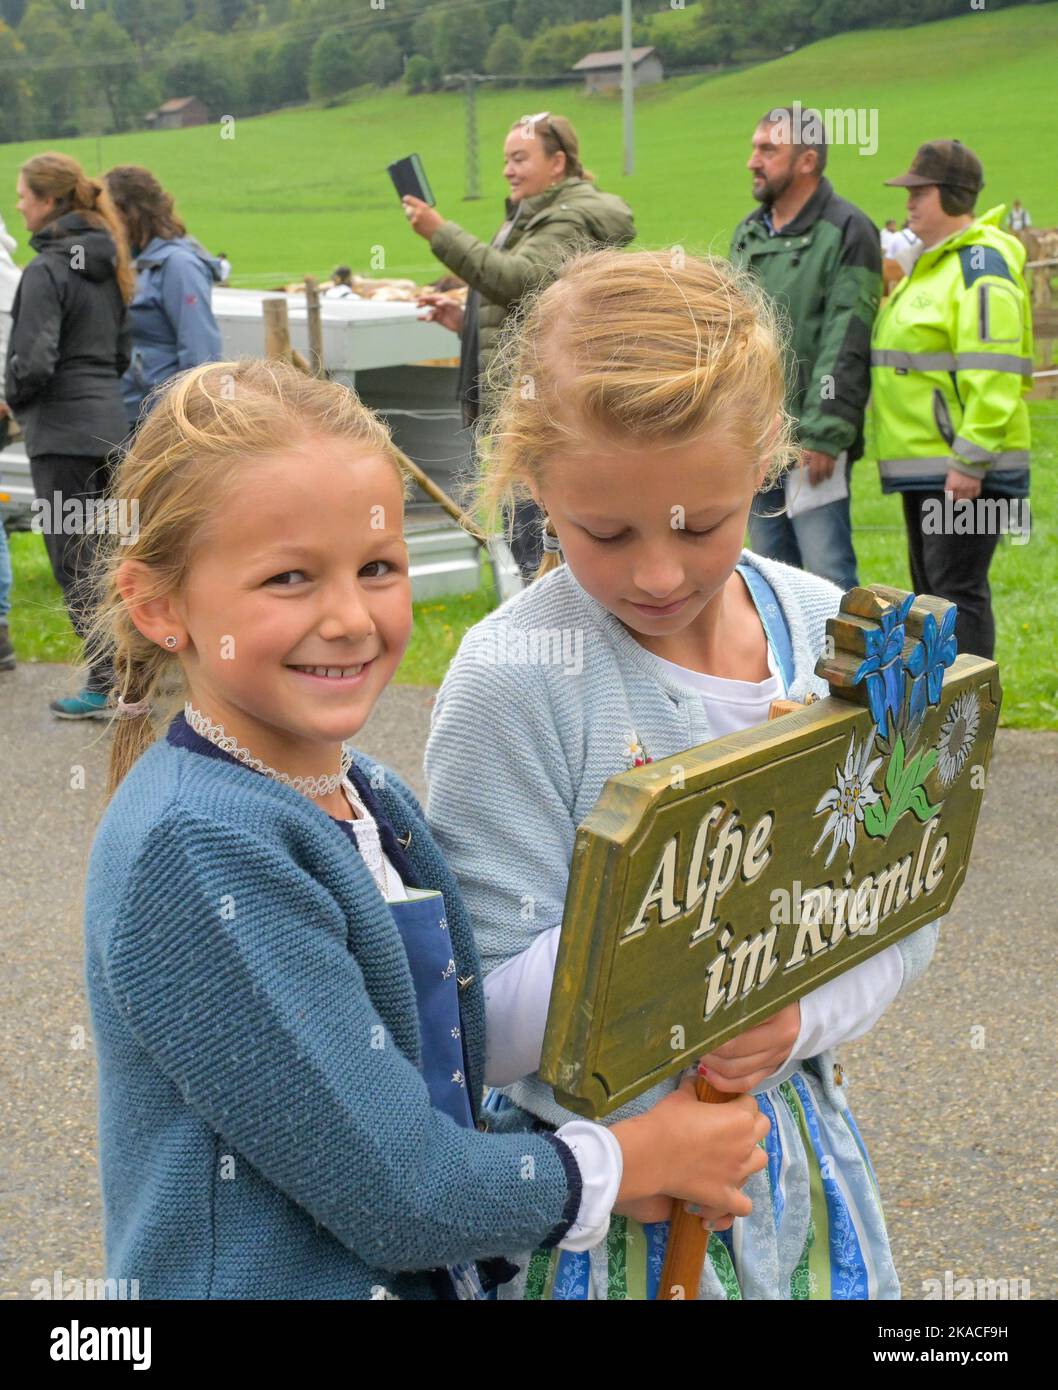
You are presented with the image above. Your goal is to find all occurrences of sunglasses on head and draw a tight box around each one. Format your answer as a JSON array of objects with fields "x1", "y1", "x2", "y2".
[{"x1": 520, "y1": 110, "x2": 568, "y2": 158}]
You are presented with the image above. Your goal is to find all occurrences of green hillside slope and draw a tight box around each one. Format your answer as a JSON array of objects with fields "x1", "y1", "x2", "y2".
[{"x1": 0, "y1": 2, "x2": 1053, "y2": 283}]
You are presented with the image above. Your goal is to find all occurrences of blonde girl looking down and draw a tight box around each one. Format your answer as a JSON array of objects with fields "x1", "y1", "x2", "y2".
[{"x1": 424, "y1": 249, "x2": 940, "y2": 1301}]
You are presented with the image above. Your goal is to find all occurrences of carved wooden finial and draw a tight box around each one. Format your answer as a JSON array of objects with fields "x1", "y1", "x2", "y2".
[{"x1": 815, "y1": 585, "x2": 959, "y2": 725}]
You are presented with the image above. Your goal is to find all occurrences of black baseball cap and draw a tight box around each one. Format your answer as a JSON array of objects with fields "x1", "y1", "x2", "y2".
[{"x1": 884, "y1": 140, "x2": 984, "y2": 193}]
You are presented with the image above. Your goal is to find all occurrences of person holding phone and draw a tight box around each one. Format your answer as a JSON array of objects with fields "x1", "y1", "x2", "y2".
[{"x1": 402, "y1": 114, "x2": 635, "y2": 578}]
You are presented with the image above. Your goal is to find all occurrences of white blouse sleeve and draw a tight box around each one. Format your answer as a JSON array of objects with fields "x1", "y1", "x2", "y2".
[
  {"x1": 787, "y1": 944, "x2": 905, "y2": 1062},
  {"x1": 482, "y1": 923, "x2": 562, "y2": 1087},
  {"x1": 551, "y1": 1122, "x2": 623, "y2": 1252}
]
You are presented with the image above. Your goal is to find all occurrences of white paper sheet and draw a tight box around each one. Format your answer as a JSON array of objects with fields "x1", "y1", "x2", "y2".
[{"x1": 784, "y1": 450, "x2": 849, "y2": 519}]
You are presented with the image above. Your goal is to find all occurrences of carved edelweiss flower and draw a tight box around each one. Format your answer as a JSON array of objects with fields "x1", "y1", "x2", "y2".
[
  {"x1": 813, "y1": 731, "x2": 883, "y2": 867},
  {"x1": 623, "y1": 733, "x2": 652, "y2": 767},
  {"x1": 936, "y1": 690, "x2": 980, "y2": 786}
]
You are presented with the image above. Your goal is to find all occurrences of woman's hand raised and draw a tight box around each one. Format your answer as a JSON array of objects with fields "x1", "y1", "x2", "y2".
[
  {"x1": 402, "y1": 195, "x2": 444, "y2": 241},
  {"x1": 416, "y1": 291, "x2": 464, "y2": 335}
]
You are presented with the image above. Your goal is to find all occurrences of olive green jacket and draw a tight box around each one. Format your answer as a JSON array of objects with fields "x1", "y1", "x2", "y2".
[{"x1": 430, "y1": 176, "x2": 635, "y2": 421}]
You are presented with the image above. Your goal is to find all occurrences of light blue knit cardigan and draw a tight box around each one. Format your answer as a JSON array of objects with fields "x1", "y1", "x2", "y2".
[
  {"x1": 424, "y1": 549, "x2": 939, "y2": 1127},
  {"x1": 84, "y1": 735, "x2": 579, "y2": 1299}
]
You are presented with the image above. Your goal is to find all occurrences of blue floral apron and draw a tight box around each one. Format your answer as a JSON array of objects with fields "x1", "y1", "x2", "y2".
[{"x1": 387, "y1": 887, "x2": 488, "y2": 1300}]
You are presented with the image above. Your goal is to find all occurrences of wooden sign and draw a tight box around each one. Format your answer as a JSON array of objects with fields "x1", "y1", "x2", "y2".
[{"x1": 539, "y1": 585, "x2": 1000, "y2": 1119}]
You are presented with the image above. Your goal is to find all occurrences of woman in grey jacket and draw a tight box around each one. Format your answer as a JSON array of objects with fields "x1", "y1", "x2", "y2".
[{"x1": 406, "y1": 113, "x2": 635, "y2": 577}]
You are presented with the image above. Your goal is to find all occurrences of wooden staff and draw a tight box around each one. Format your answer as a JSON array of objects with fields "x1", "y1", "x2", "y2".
[
  {"x1": 656, "y1": 692, "x2": 812, "y2": 1300},
  {"x1": 656, "y1": 1076, "x2": 742, "y2": 1300}
]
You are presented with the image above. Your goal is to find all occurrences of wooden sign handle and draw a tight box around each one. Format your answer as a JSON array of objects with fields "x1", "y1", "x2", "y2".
[
  {"x1": 656, "y1": 693, "x2": 806, "y2": 1301},
  {"x1": 655, "y1": 1075, "x2": 742, "y2": 1300}
]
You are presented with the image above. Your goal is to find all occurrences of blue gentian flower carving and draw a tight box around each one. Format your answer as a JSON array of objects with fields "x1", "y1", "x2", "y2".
[
  {"x1": 905, "y1": 606, "x2": 958, "y2": 728},
  {"x1": 853, "y1": 594, "x2": 913, "y2": 732}
]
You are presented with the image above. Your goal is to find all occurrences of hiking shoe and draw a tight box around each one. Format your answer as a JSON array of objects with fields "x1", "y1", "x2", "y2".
[
  {"x1": 0, "y1": 622, "x2": 14, "y2": 671},
  {"x1": 50, "y1": 687, "x2": 111, "y2": 719}
]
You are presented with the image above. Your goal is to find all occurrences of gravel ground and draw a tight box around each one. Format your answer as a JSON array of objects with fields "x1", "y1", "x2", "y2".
[{"x1": 1, "y1": 661, "x2": 1054, "y2": 1300}]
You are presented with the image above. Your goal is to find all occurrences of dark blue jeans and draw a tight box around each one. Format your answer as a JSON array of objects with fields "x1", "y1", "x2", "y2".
[
  {"x1": 0, "y1": 518, "x2": 11, "y2": 621},
  {"x1": 748, "y1": 460, "x2": 859, "y2": 592}
]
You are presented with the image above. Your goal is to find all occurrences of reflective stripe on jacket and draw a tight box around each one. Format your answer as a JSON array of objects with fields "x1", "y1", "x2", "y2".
[{"x1": 869, "y1": 205, "x2": 1032, "y2": 497}]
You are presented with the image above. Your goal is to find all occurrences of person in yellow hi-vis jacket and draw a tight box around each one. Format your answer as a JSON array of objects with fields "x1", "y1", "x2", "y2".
[{"x1": 871, "y1": 140, "x2": 1032, "y2": 659}]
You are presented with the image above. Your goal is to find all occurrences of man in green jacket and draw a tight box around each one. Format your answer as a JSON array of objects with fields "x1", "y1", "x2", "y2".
[
  {"x1": 404, "y1": 113, "x2": 635, "y2": 577},
  {"x1": 730, "y1": 106, "x2": 882, "y2": 591},
  {"x1": 871, "y1": 140, "x2": 1032, "y2": 659}
]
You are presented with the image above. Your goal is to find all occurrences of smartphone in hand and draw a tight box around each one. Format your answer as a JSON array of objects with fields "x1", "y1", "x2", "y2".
[{"x1": 387, "y1": 154, "x2": 435, "y2": 207}]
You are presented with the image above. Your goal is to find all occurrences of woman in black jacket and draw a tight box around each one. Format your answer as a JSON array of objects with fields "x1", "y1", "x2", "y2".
[{"x1": 6, "y1": 152, "x2": 135, "y2": 717}]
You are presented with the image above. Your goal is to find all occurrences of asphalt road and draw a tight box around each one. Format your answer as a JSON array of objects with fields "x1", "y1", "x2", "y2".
[{"x1": 1, "y1": 661, "x2": 1054, "y2": 1300}]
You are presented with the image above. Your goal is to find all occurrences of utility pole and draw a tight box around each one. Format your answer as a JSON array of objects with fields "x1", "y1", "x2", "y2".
[
  {"x1": 622, "y1": 0, "x2": 634, "y2": 176},
  {"x1": 464, "y1": 74, "x2": 481, "y2": 200}
]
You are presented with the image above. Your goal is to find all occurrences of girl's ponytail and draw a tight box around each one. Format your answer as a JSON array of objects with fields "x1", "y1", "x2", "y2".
[
  {"x1": 78, "y1": 174, "x2": 101, "y2": 208},
  {"x1": 533, "y1": 515, "x2": 564, "y2": 582},
  {"x1": 107, "y1": 665, "x2": 167, "y2": 798}
]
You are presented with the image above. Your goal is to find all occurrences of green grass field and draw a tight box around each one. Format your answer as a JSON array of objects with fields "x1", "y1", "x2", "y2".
[
  {"x1": 0, "y1": 3, "x2": 1055, "y2": 285},
  {"x1": 5, "y1": 401, "x2": 1055, "y2": 726}
]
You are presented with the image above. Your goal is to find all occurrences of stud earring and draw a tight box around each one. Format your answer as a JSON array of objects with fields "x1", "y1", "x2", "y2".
[{"x1": 164, "y1": 635, "x2": 178, "y2": 649}]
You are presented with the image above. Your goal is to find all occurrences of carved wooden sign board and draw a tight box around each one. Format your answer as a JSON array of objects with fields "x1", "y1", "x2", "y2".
[{"x1": 539, "y1": 586, "x2": 1000, "y2": 1119}]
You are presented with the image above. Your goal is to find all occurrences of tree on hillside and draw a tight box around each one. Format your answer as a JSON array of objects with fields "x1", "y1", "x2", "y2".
[
  {"x1": 404, "y1": 53, "x2": 439, "y2": 94},
  {"x1": 807, "y1": 0, "x2": 882, "y2": 37},
  {"x1": 362, "y1": 31, "x2": 402, "y2": 87},
  {"x1": 308, "y1": 27, "x2": 361, "y2": 99},
  {"x1": 410, "y1": 10, "x2": 438, "y2": 60},
  {"x1": 524, "y1": 16, "x2": 638, "y2": 78},
  {"x1": 162, "y1": 48, "x2": 243, "y2": 117},
  {"x1": 84, "y1": 10, "x2": 152, "y2": 132},
  {"x1": 485, "y1": 22, "x2": 525, "y2": 77},
  {"x1": 0, "y1": 21, "x2": 32, "y2": 142},
  {"x1": 16, "y1": 1, "x2": 82, "y2": 138},
  {"x1": 241, "y1": 37, "x2": 278, "y2": 113},
  {"x1": 294, "y1": 0, "x2": 348, "y2": 27},
  {"x1": 436, "y1": 6, "x2": 489, "y2": 74},
  {"x1": 512, "y1": 0, "x2": 567, "y2": 40},
  {"x1": 267, "y1": 32, "x2": 313, "y2": 104},
  {"x1": 109, "y1": 0, "x2": 188, "y2": 50},
  {"x1": 695, "y1": 0, "x2": 742, "y2": 64},
  {"x1": 733, "y1": 0, "x2": 818, "y2": 51},
  {"x1": 194, "y1": 0, "x2": 251, "y2": 32}
]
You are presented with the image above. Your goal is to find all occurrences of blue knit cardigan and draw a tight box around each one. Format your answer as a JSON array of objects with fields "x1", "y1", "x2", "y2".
[{"x1": 84, "y1": 718, "x2": 580, "y2": 1299}]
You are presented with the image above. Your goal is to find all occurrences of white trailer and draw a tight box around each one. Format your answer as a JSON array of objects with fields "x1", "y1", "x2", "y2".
[{"x1": 0, "y1": 288, "x2": 483, "y2": 601}]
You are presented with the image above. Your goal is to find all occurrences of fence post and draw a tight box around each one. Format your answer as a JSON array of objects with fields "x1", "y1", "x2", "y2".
[
  {"x1": 263, "y1": 295, "x2": 292, "y2": 361},
  {"x1": 304, "y1": 276, "x2": 324, "y2": 376},
  {"x1": 263, "y1": 294, "x2": 314, "y2": 377}
]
